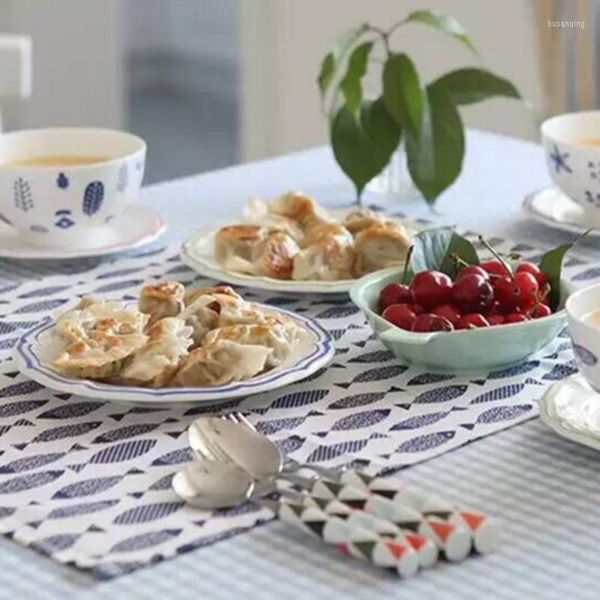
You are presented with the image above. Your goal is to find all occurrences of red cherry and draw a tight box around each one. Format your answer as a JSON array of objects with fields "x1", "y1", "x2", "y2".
[
  {"x1": 451, "y1": 274, "x2": 494, "y2": 313},
  {"x1": 431, "y1": 303, "x2": 462, "y2": 326},
  {"x1": 381, "y1": 303, "x2": 417, "y2": 330},
  {"x1": 514, "y1": 271, "x2": 539, "y2": 311},
  {"x1": 456, "y1": 313, "x2": 490, "y2": 330},
  {"x1": 487, "y1": 314, "x2": 505, "y2": 326},
  {"x1": 530, "y1": 303, "x2": 552, "y2": 319},
  {"x1": 456, "y1": 265, "x2": 489, "y2": 281},
  {"x1": 411, "y1": 304, "x2": 426, "y2": 315},
  {"x1": 516, "y1": 262, "x2": 547, "y2": 287},
  {"x1": 378, "y1": 283, "x2": 413, "y2": 313},
  {"x1": 480, "y1": 260, "x2": 511, "y2": 278},
  {"x1": 505, "y1": 312, "x2": 528, "y2": 324},
  {"x1": 412, "y1": 313, "x2": 454, "y2": 333},
  {"x1": 493, "y1": 277, "x2": 520, "y2": 313},
  {"x1": 410, "y1": 271, "x2": 452, "y2": 310}
]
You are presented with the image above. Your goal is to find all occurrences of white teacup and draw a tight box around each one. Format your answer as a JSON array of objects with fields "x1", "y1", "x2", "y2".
[
  {"x1": 541, "y1": 111, "x2": 600, "y2": 220},
  {"x1": 566, "y1": 282, "x2": 600, "y2": 391},
  {"x1": 0, "y1": 128, "x2": 146, "y2": 249}
]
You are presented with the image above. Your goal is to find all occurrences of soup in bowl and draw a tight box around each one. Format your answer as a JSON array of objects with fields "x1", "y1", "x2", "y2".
[{"x1": 0, "y1": 128, "x2": 146, "y2": 248}]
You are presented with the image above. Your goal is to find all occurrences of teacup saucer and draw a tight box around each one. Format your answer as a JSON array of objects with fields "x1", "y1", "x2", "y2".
[
  {"x1": 0, "y1": 205, "x2": 166, "y2": 260},
  {"x1": 539, "y1": 373, "x2": 600, "y2": 451},
  {"x1": 523, "y1": 187, "x2": 600, "y2": 236}
]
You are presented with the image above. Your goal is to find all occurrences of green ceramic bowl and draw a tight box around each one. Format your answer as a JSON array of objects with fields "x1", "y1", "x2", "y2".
[{"x1": 350, "y1": 267, "x2": 571, "y2": 372}]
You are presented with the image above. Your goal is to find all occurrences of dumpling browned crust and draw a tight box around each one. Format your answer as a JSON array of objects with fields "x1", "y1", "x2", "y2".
[
  {"x1": 139, "y1": 281, "x2": 185, "y2": 325},
  {"x1": 353, "y1": 222, "x2": 411, "y2": 276}
]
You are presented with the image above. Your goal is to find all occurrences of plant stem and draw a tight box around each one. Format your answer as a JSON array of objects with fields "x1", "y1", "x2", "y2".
[
  {"x1": 401, "y1": 245, "x2": 414, "y2": 284},
  {"x1": 363, "y1": 24, "x2": 391, "y2": 55},
  {"x1": 478, "y1": 235, "x2": 513, "y2": 278}
]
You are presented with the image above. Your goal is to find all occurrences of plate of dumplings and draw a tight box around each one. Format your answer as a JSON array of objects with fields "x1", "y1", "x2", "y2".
[
  {"x1": 13, "y1": 281, "x2": 334, "y2": 404},
  {"x1": 180, "y1": 191, "x2": 420, "y2": 293}
]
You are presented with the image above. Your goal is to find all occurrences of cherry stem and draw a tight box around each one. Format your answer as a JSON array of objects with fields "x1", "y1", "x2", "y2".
[
  {"x1": 401, "y1": 246, "x2": 414, "y2": 284},
  {"x1": 478, "y1": 235, "x2": 513, "y2": 279},
  {"x1": 450, "y1": 253, "x2": 470, "y2": 269}
]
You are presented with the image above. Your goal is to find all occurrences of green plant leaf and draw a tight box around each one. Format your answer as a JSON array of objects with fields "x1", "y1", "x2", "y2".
[
  {"x1": 330, "y1": 97, "x2": 401, "y2": 198},
  {"x1": 538, "y1": 243, "x2": 572, "y2": 311},
  {"x1": 405, "y1": 83, "x2": 465, "y2": 203},
  {"x1": 382, "y1": 53, "x2": 422, "y2": 136},
  {"x1": 317, "y1": 26, "x2": 366, "y2": 102},
  {"x1": 430, "y1": 68, "x2": 520, "y2": 105},
  {"x1": 340, "y1": 41, "x2": 373, "y2": 114},
  {"x1": 404, "y1": 9, "x2": 476, "y2": 53},
  {"x1": 409, "y1": 227, "x2": 478, "y2": 279}
]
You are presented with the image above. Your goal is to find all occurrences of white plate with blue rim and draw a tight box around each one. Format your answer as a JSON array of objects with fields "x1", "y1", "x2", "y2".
[
  {"x1": 12, "y1": 304, "x2": 334, "y2": 405},
  {"x1": 0, "y1": 204, "x2": 166, "y2": 260}
]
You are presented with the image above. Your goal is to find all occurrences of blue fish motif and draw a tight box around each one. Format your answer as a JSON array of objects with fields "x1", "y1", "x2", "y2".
[
  {"x1": 212, "y1": 503, "x2": 260, "y2": 518},
  {"x1": 37, "y1": 401, "x2": 104, "y2": 419},
  {"x1": 331, "y1": 409, "x2": 390, "y2": 431},
  {"x1": 573, "y1": 344, "x2": 598, "y2": 366},
  {"x1": 256, "y1": 416, "x2": 307, "y2": 435},
  {"x1": 487, "y1": 361, "x2": 540, "y2": 379},
  {"x1": 0, "y1": 380, "x2": 45, "y2": 400},
  {"x1": 0, "y1": 507, "x2": 15, "y2": 519},
  {"x1": 116, "y1": 164, "x2": 128, "y2": 192},
  {"x1": 148, "y1": 474, "x2": 173, "y2": 491},
  {"x1": 0, "y1": 320, "x2": 37, "y2": 335},
  {"x1": 476, "y1": 404, "x2": 532, "y2": 424},
  {"x1": 349, "y1": 350, "x2": 394, "y2": 363},
  {"x1": 0, "y1": 399, "x2": 47, "y2": 418},
  {"x1": 0, "y1": 452, "x2": 65, "y2": 474},
  {"x1": 33, "y1": 421, "x2": 102, "y2": 443},
  {"x1": 275, "y1": 435, "x2": 305, "y2": 455},
  {"x1": 414, "y1": 385, "x2": 467, "y2": 404},
  {"x1": 96, "y1": 267, "x2": 145, "y2": 280},
  {"x1": 90, "y1": 439, "x2": 157, "y2": 464},
  {"x1": 151, "y1": 447, "x2": 193, "y2": 466},
  {"x1": 306, "y1": 438, "x2": 370, "y2": 463},
  {"x1": 31, "y1": 533, "x2": 79, "y2": 555},
  {"x1": 92, "y1": 279, "x2": 144, "y2": 294},
  {"x1": 48, "y1": 500, "x2": 119, "y2": 519},
  {"x1": 270, "y1": 389, "x2": 328, "y2": 410},
  {"x1": 111, "y1": 529, "x2": 181, "y2": 553},
  {"x1": 14, "y1": 298, "x2": 68, "y2": 314},
  {"x1": 396, "y1": 431, "x2": 455, "y2": 453},
  {"x1": 390, "y1": 411, "x2": 449, "y2": 430},
  {"x1": 315, "y1": 305, "x2": 359, "y2": 319},
  {"x1": 542, "y1": 362, "x2": 578, "y2": 381},
  {"x1": 470, "y1": 383, "x2": 526, "y2": 404},
  {"x1": 82, "y1": 181, "x2": 104, "y2": 216},
  {"x1": 353, "y1": 365, "x2": 407, "y2": 384},
  {"x1": 572, "y1": 267, "x2": 600, "y2": 281},
  {"x1": 52, "y1": 475, "x2": 122, "y2": 499},
  {"x1": 0, "y1": 470, "x2": 64, "y2": 494},
  {"x1": 0, "y1": 338, "x2": 17, "y2": 350},
  {"x1": 92, "y1": 423, "x2": 160, "y2": 444},
  {"x1": 328, "y1": 392, "x2": 386, "y2": 410},
  {"x1": 113, "y1": 502, "x2": 183, "y2": 525},
  {"x1": 17, "y1": 285, "x2": 71, "y2": 299},
  {"x1": 407, "y1": 373, "x2": 456, "y2": 386}
]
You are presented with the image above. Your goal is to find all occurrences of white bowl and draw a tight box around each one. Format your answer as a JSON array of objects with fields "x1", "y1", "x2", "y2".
[
  {"x1": 566, "y1": 282, "x2": 600, "y2": 391},
  {"x1": 541, "y1": 111, "x2": 600, "y2": 220},
  {"x1": 0, "y1": 128, "x2": 146, "y2": 248}
]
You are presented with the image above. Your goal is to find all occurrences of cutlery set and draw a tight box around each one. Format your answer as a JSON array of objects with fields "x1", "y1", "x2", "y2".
[{"x1": 173, "y1": 412, "x2": 500, "y2": 578}]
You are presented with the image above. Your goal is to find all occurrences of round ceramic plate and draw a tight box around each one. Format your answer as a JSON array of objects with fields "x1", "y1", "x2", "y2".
[
  {"x1": 12, "y1": 304, "x2": 334, "y2": 405},
  {"x1": 0, "y1": 204, "x2": 166, "y2": 260},
  {"x1": 539, "y1": 373, "x2": 600, "y2": 451},
  {"x1": 522, "y1": 187, "x2": 600, "y2": 237},
  {"x1": 180, "y1": 210, "x2": 422, "y2": 294}
]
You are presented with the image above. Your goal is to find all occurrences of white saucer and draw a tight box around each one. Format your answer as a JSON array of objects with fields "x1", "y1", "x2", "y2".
[
  {"x1": 0, "y1": 205, "x2": 166, "y2": 260},
  {"x1": 539, "y1": 373, "x2": 600, "y2": 451},
  {"x1": 523, "y1": 187, "x2": 600, "y2": 237}
]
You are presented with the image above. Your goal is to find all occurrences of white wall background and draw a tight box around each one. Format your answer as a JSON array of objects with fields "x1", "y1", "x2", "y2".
[{"x1": 241, "y1": 0, "x2": 542, "y2": 160}]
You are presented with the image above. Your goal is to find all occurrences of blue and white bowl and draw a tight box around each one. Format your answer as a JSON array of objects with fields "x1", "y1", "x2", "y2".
[{"x1": 0, "y1": 128, "x2": 146, "y2": 249}]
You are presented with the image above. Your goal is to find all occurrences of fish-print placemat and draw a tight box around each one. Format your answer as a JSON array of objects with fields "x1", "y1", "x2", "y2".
[{"x1": 0, "y1": 237, "x2": 595, "y2": 578}]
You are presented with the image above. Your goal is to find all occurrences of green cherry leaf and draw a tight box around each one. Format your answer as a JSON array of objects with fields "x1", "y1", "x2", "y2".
[
  {"x1": 382, "y1": 53, "x2": 422, "y2": 137},
  {"x1": 538, "y1": 243, "x2": 573, "y2": 311},
  {"x1": 331, "y1": 97, "x2": 401, "y2": 198},
  {"x1": 403, "y1": 9, "x2": 476, "y2": 53},
  {"x1": 430, "y1": 68, "x2": 520, "y2": 105},
  {"x1": 317, "y1": 53, "x2": 335, "y2": 99},
  {"x1": 405, "y1": 83, "x2": 465, "y2": 203},
  {"x1": 340, "y1": 41, "x2": 373, "y2": 114}
]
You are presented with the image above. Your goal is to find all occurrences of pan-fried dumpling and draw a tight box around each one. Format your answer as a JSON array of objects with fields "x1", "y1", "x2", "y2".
[
  {"x1": 174, "y1": 341, "x2": 271, "y2": 387},
  {"x1": 353, "y1": 223, "x2": 411, "y2": 276},
  {"x1": 253, "y1": 231, "x2": 300, "y2": 279},
  {"x1": 184, "y1": 285, "x2": 241, "y2": 306},
  {"x1": 215, "y1": 224, "x2": 267, "y2": 274},
  {"x1": 53, "y1": 302, "x2": 149, "y2": 379},
  {"x1": 292, "y1": 225, "x2": 355, "y2": 281},
  {"x1": 243, "y1": 197, "x2": 304, "y2": 241},
  {"x1": 268, "y1": 191, "x2": 331, "y2": 231},
  {"x1": 120, "y1": 317, "x2": 193, "y2": 387},
  {"x1": 139, "y1": 281, "x2": 185, "y2": 325},
  {"x1": 343, "y1": 208, "x2": 387, "y2": 235}
]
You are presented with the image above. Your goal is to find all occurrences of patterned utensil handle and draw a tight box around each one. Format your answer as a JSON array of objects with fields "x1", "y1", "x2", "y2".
[
  {"x1": 339, "y1": 470, "x2": 500, "y2": 555},
  {"x1": 309, "y1": 477, "x2": 471, "y2": 563},
  {"x1": 301, "y1": 495, "x2": 438, "y2": 569},
  {"x1": 277, "y1": 500, "x2": 419, "y2": 578}
]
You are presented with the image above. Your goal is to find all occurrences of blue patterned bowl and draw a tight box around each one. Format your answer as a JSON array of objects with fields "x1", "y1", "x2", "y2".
[{"x1": 350, "y1": 267, "x2": 571, "y2": 372}]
